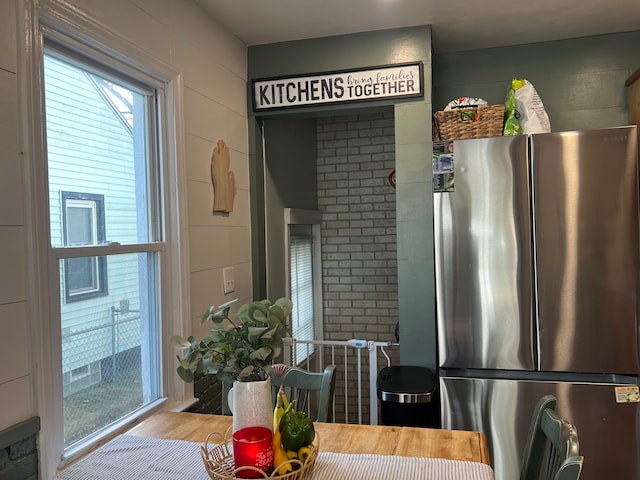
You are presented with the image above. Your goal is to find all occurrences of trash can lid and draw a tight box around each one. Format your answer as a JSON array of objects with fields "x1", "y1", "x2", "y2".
[{"x1": 377, "y1": 366, "x2": 437, "y2": 403}]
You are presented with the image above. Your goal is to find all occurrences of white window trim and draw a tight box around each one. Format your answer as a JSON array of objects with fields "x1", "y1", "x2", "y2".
[
  {"x1": 283, "y1": 209, "x2": 324, "y2": 349},
  {"x1": 19, "y1": 1, "x2": 191, "y2": 477},
  {"x1": 62, "y1": 194, "x2": 105, "y2": 300}
]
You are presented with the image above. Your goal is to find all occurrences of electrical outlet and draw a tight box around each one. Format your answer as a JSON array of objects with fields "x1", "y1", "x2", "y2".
[{"x1": 223, "y1": 267, "x2": 235, "y2": 294}]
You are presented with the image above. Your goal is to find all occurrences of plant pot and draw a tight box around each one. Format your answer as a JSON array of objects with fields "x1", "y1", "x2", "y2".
[{"x1": 227, "y1": 376, "x2": 273, "y2": 433}]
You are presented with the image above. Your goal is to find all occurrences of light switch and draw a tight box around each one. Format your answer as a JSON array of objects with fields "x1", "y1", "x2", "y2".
[{"x1": 223, "y1": 267, "x2": 235, "y2": 294}]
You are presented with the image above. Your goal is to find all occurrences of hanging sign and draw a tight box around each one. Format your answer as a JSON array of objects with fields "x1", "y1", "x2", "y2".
[{"x1": 252, "y1": 62, "x2": 423, "y2": 112}]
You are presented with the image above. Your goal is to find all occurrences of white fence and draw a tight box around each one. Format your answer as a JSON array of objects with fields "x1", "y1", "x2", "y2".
[{"x1": 283, "y1": 338, "x2": 399, "y2": 425}]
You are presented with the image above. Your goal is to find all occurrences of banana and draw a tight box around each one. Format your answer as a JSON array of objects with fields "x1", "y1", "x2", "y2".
[
  {"x1": 272, "y1": 386, "x2": 293, "y2": 475},
  {"x1": 273, "y1": 429, "x2": 293, "y2": 475},
  {"x1": 273, "y1": 386, "x2": 286, "y2": 433},
  {"x1": 280, "y1": 386, "x2": 290, "y2": 409}
]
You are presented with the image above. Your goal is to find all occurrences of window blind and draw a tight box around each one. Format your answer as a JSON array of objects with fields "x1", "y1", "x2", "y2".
[{"x1": 289, "y1": 235, "x2": 315, "y2": 365}]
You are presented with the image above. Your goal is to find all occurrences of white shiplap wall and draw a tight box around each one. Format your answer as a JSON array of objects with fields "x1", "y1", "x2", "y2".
[
  {"x1": 0, "y1": 0, "x2": 31, "y2": 432},
  {"x1": 1, "y1": 0, "x2": 252, "y2": 434}
]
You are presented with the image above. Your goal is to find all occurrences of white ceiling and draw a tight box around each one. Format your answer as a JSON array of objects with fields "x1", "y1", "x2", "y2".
[{"x1": 195, "y1": 0, "x2": 640, "y2": 53}]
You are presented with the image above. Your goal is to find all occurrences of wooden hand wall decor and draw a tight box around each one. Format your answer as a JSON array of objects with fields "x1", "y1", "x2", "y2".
[{"x1": 210, "y1": 139, "x2": 236, "y2": 213}]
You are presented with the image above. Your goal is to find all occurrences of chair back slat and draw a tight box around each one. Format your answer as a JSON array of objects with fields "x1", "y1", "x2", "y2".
[
  {"x1": 520, "y1": 395, "x2": 584, "y2": 480},
  {"x1": 271, "y1": 364, "x2": 336, "y2": 422},
  {"x1": 545, "y1": 446, "x2": 562, "y2": 480},
  {"x1": 555, "y1": 457, "x2": 584, "y2": 480}
]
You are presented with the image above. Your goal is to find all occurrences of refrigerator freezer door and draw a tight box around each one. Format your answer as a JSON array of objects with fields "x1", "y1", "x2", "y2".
[
  {"x1": 531, "y1": 127, "x2": 640, "y2": 375},
  {"x1": 440, "y1": 376, "x2": 640, "y2": 480},
  {"x1": 435, "y1": 136, "x2": 534, "y2": 370}
]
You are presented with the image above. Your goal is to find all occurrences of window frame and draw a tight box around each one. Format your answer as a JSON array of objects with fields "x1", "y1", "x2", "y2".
[
  {"x1": 21, "y1": 1, "x2": 191, "y2": 477},
  {"x1": 45, "y1": 40, "x2": 166, "y2": 455},
  {"x1": 61, "y1": 192, "x2": 108, "y2": 303},
  {"x1": 284, "y1": 209, "x2": 324, "y2": 365},
  {"x1": 289, "y1": 232, "x2": 316, "y2": 365}
]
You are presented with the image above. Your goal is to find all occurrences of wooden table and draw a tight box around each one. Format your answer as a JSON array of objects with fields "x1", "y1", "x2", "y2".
[{"x1": 127, "y1": 411, "x2": 490, "y2": 465}]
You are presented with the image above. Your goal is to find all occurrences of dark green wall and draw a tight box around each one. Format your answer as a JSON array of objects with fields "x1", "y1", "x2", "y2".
[
  {"x1": 263, "y1": 117, "x2": 317, "y2": 300},
  {"x1": 248, "y1": 26, "x2": 436, "y2": 369},
  {"x1": 433, "y1": 31, "x2": 640, "y2": 132},
  {"x1": 264, "y1": 118, "x2": 318, "y2": 211}
]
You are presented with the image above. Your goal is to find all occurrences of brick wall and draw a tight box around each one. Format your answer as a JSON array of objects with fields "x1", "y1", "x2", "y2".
[
  {"x1": 0, "y1": 436, "x2": 38, "y2": 480},
  {"x1": 0, "y1": 418, "x2": 40, "y2": 480},
  {"x1": 191, "y1": 374, "x2": 224, "y2": 415},
  {"x1": 316, "y1": 111, "x2": 400, "y2": 422},
  {"x1": 317, "y1": 110, "x2": 399, "y2": 345}
]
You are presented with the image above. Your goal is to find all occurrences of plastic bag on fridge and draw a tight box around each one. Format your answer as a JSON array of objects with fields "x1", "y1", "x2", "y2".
[{"x1": 503, "y1": 79, "x2": 551, "y2": 135}]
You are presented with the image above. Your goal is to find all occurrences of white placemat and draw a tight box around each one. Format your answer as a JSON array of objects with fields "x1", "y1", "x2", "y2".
[
  {"x1": 54, "y1": 434, "x2": 494, "y2": 480},
  {"x1": 313, "y1": 452, "x2": 494, "y2": 480},
  {"x1": 54, "y1": 435, "x2": 210, "y2": 480}
]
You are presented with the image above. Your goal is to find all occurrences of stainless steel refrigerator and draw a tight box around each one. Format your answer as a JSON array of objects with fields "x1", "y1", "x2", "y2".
[{"x1": 433, "y1": 126, "x2": 640, "y2": 480}]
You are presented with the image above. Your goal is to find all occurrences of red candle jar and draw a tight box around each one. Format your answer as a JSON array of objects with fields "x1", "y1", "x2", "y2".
[{"x1": 232, "y1": 426, "x2": 274, "y2": 478}]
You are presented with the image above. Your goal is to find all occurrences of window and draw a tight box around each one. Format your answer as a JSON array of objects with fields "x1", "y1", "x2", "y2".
[
  {"x1": 62, "y1": 192, "x2": 107, "y2": 302},
  {"x1": 70, "y1": 364, "x2": 91, "y2": 380},
  {"x1": 64, "y1": 361, "x2": 101, "y2": 397},
  {"x1": 25, "y1": 6, "x2": 187, "y2": 476},
  {"x1": 285, "y1": 210, "x2": 323, "y2": 366},
  {"x1": 37, "y1": 32, "x2": 181, "y2": 460},
  {"x1": 289, "y1": 231, "x2": 315, "y2": 364}
]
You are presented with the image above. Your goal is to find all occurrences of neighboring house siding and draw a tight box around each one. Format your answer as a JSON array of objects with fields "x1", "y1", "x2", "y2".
[{"x1": 44, "y1": 55, "x2": 140, "y2": 375}]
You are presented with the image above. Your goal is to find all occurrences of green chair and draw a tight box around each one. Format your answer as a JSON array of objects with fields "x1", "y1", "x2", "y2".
[
  {"x1": 271, "y1": 364, "x2": 336, "y2": 422},
  {"x1": 520, "y1": 394, "x2": 584, "y2": 480}
]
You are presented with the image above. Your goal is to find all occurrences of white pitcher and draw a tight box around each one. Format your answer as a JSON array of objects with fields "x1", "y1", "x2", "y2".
[{"x1": 227, "y1": 376, "x2": 273, "y2": 433}]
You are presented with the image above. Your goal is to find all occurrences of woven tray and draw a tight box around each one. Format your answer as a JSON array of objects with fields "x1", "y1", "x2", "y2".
[
  {"x1": 201, "y1": 431, "x2": 320, "y2": 480},
  {"x1": 434, "y1": 104, "x2": 505, "y2": 140}
]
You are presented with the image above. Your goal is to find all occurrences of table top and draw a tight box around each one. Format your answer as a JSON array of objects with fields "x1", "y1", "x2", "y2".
[{"x1": 126, "y1": 411, "x2": 491, "y2": 465}]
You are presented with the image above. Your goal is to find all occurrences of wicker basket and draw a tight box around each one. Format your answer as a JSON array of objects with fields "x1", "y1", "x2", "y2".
[
  {"x1": 434, "y1": 104, "x2": 505, "y2": 140},
  {"x1": 201, "y1": 431, "x2": 320, "y2": 480}
]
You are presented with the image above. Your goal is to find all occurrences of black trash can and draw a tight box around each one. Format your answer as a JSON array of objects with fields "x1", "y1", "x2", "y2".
[{"x1": 377, "y1": 365, "x2": 440, "y2": 428}]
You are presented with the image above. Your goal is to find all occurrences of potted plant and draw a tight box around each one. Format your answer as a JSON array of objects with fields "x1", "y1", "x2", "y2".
[
  {"x1": 172, "y1": 297, "x2": 292, "y2": 384},
  {"x1": 172, "y1": 297, "x2": 292, "y2": 432}
]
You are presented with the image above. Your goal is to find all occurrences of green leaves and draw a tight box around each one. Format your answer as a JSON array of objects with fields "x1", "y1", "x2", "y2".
[
  {"x1": 176, "y1": 364, "x2": 194, "y2": 383},
  {"x1": 173, "y1": 298, "x2": 291, "y2": 384},
  {"x1": 171, "y1": 335, "x2": 194, "y2": 349},
  {"x1": 201, "y1": 299, "x2": 239, "y2": 325}
]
